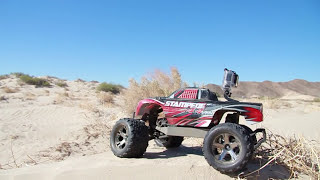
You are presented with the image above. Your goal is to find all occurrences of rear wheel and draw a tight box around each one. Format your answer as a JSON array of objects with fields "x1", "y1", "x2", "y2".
[
  {"x1": 203, "y1": 123, "x2": 253, "y2": 173},
  {"x1": 154, "y1": 118, "x2": 184, "y2": 148},
  {"x1": 154, "y1": 136, "x2": 184, "y2": 148},
  {"x1": 241, "y1": 125, "x2": 257, "y2": 159},
  {"x1": 110, "y1": 118, "x2": 149, "y2": 158}
]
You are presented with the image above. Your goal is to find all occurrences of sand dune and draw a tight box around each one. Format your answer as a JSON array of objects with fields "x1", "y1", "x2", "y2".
[
  {"x1": 0, "y1": 140, "x2": 295, "y2": 180},
  {"x1": 0, "y1": 74, "x2": 319, "y2": 179}
]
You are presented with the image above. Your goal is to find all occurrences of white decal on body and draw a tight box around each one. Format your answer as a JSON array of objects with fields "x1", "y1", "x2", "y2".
[{"x1": 165, "y1": 101, "x2": 205, "y2": 109}]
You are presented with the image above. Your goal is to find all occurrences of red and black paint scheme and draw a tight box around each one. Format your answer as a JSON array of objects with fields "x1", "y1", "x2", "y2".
[
  {"x1": 136, "y1": 87, "x2": 263, "y2": 128},
  {"x1": 110, "y1": 69, "x2": 266, "y2": 173}
]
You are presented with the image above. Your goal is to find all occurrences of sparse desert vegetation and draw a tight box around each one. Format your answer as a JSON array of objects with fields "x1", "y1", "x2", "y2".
[
  {"x1": 96, "y1": 82, "x2": 122, "y2": 94},
  {"x1": 0, "y1": 70, "x2": 319, "y2": 179},
  {"x1": 313, "y1": 98, "x2": 320, "y2": 102},
  {"x1": 2, "y1": 87, "x2": 19, "y2": 93},
  {"x1": 13, "y1": 73, "x2": 51, "y2": 87},
  {"x1": 55, "y1": 81, "x2": 68, "y2": 87},
  {"x1": 123, "y1": 67, "x2": 187, "y2": 114},
  {"x1": 0, "y1": 74, "x2": 9, "y2": 80},
  {"x1": 24, "y1": 92, "x2": 36, "y2": 101},
  {"x1": 0, "y1": 95, "x2": 7, "y2": 101},
  {"x1": 97, "y1": 92, "x2": 114, "y2": 105},
  {"x1": 241, "y1": 131, "x2": 320, "y2": 179}
]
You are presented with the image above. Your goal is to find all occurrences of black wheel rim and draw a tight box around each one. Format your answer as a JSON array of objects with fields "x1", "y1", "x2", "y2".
[
  {"x1": 114, "y1": 125, "x2": 128, "y2": 150},
  {"x1": 211, "y1": 132, "x2": 241, "y2": 164}
]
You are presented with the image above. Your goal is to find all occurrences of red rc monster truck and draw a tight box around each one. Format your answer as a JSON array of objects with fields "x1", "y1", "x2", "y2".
[{"x1": 110, "y1": 69, "x2": 266, "y2": 173}]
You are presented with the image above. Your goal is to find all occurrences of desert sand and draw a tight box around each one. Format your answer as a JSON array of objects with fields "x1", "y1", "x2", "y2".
[{"x1": 0, "y1": 75, "x2": 319, "y2": 179}]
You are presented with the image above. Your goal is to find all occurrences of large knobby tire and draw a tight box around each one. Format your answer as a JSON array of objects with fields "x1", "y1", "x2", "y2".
[
  {"x1": 110, "y1": 118, "x2": 149, "y2": 158},
  {"x1": 154, "y1": 136, "x2": 184, "y2": 148},
  {"x1": 241, "y1": 124, "x2": 257, "y2": 158},
  {"x1": 203, "y1": 123, "x2": 253, "y2": 174}
]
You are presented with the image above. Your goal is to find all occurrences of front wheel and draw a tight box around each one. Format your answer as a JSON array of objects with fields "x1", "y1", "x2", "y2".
[
  {"x1": 202, "y1": 123, "x2": 253, "y2": 173},
  {"x1": 110, "y1": 118, "x2": 149, "y2": 158}
]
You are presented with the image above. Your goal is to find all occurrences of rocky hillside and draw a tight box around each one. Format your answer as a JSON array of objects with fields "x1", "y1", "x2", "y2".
[{"x1": 206, "y1": 79, "x2": 320, "y2": 98}]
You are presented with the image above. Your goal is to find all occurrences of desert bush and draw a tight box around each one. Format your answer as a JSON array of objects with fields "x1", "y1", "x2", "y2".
[
  {"x1": 24, "y1": 92, "x2": 36, "y2": 101},
  {"x1": 313, "y1": 98, "x2": 320, "y2": 103},
  {"x1": 55, "y1": 142, "x2": 72, "y2": 158},
  {"x1": 75, "y1": 78, "x2": 85, "y2": 82},
  {"x1": 55, "y1": 81, "x2": 68, "y2": 87},
  {"x1": 11, "y1": 72, "x2": 27, "y2": 77},
  {"x1": 123, "y1": 67, "x2": 187, "y2": 114},
  {"x1": 98, "y1": 92, "x2": 114, "y2": 104},
  {"x1": 0, "y1": 96, "x2": 7, "y2": 101},
  {"x1": 241, "y1": 131, "x2": 320, "y2": 179},
  {"x1": 53, "y1": 92, "x2": 69, "y2": 104},
  {"x1": 44, "y1": 90, "x2": 50, "y2": 95},
  {"x1": 97, "y1": 82, "x2": 122, "y2": 94},
  {"x1": 3, "y1": 87, "x2": 18, "y2": 93},
  {"x1": 19, "y1": 74, "x2": 50, "y2": 87},
  {"x1": 79, "y1": 103, "x2": 100, "y2": 114},
  {"x1": 0, "y1": 74, "x2": 9, "y2": 80}
]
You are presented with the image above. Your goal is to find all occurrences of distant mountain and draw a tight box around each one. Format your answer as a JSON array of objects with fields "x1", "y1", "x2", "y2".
[{"x1": 205, "y1": 79, "x2": 320, "y2": 98}]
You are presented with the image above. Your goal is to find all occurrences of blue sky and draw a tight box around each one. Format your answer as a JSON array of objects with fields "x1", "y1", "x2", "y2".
[{"x1": 0, "y1": 0, "x2": 319, "y2": 86}]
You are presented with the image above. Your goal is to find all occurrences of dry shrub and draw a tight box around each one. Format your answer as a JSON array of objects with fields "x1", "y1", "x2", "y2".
[
  {"x1": 79, "y1": 103, "x2": 101, "y2": 115},
  {"x1": 242, "y1": 130, "x2": 320, "y2": 179},
  {"x1": 313, "y1": 98, "x2": 320, "y2": 103},
  {"x1": 53, "y1": 92, "x2": 69, "y2": 104},
  {"x1": 0, "y1": 96, "x2": 7, "y2": 101},
  {"x1": 75, "y1": 78, "x2": 85, "y2": 83},
  {"x1": 62, "y1": 92, "x2": 69, "y2": 97},
  {"x1": 44, "y1": 90, "x2": 50, "y2": 96},
  {"x1": 55, "y1": 81, "x2": 68, "y2": 87},
  {"x1": 55, "y1": 142, "x2": 73, "y2": 158},
  {"x1": 123, "y1": 67, "x2": 187, "y2": 114},
  {"x1": 39, "y1": 120, "x2": 111, "y2": 162},
  {"x1": 3, "y1": 87, "x2": 18, "y2": 93},
  {"x1": 24, "y1": 92, "x2": 36, "y2": 100},
  {"x1": 0, "y1": 74, "x2": 9, "y2": 80},
  {"x1": 97, "y1": 92, "x2": 114, "y2": 105},
  {"x1": 83, "y1": 123, "x2": 109, "y2": 140},
  {"x1": 17, "y1": 81, "x2": 25, "y2": 87}
]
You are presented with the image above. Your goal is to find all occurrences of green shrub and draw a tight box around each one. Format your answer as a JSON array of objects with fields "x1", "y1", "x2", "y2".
[
  {"x1": 313, "y1": 98, "x2": 320, "y2": 102},
  {"x1": 97, "y1": 82, "x2": 122, "y2": 94},
  {"x1": 19, "y1": 74, "x2": 51, "y2": 87},
  {"x1": 55, "y1": 81, "x2": 68, "y2": 87},
  {"x1": 11, "y1": 72, "x2": 27, "y2": 77}
]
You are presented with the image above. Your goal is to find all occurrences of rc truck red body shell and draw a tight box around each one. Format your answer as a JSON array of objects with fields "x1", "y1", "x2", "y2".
[{"x1": 135, "y1": 88, "x2": 263, "y2": 127}]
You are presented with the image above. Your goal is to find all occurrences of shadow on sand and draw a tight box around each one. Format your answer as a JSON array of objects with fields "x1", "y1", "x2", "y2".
[
  {"x1": 242, "y1": 159, "x2": 291, "y2": 180},
  {"x1": 144, "y1": 145, "x2": 203, "y2": 159},
  {"x1": 144, "y1": 145, "x2": 291, "y2": 179}
]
